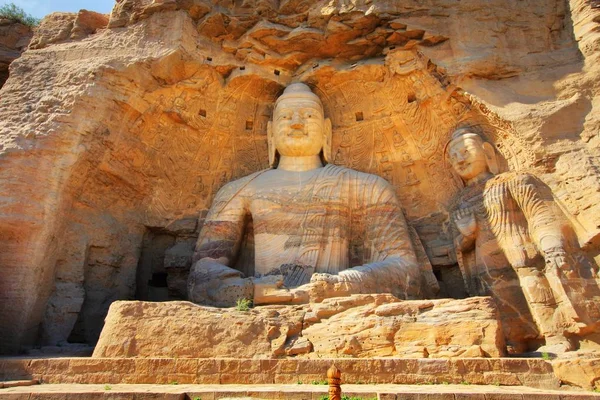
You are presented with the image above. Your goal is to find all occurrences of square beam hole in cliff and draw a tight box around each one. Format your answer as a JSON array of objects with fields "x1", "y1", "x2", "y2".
[
  {"x1": 355, "y1": 112, "x2": 364, "y2": 122},
  {"x1": 206, "y1": 57, "x2": 212, "y2": 62},
  {"x1": 240, "y1": 66, "x2": 246, "y2": 70},
  {"x1": 199, "y1": 109, "x2": 207, "y2": 118},
  {"x1": 246, "y1": 120, "x2": 253, "y2": 130},
  {"x1": 274, "y1": 69, "x2": 280, "y2": 76}
]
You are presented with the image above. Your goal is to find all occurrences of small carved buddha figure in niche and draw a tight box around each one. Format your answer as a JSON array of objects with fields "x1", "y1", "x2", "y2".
[
  {"x1": 187, "y1": 83, "x2": 437, "y2": 307},
  {"x1": 447, "y1": 127, "x2": 600, "y2": 353}
]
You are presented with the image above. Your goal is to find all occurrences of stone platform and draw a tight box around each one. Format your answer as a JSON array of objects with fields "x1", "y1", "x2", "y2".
[
  {"x1": 1, "y1": 383, "x2": 600, "y2": 400},
  {"x1": 93, "y1": 296, "x2": 505, "y2": 359}
]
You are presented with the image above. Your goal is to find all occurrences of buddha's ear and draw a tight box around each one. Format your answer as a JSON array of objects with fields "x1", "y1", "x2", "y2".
[
  {"x1": 322, "y1": 118, "x2": 332, "y2": 164},
  {"x1": 482, "y1": 142, "x2": 499, "y2": 175},
  {"x1": 267, "y1": 121, "x2": 276, "y2": 168}
]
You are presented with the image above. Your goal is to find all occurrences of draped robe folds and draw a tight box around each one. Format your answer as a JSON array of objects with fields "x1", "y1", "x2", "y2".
[
  {"x1": 453, "y1": 172, "x2": 600, "y2": 344},
  {"x1": 194, "y1": 164, "x2": 435, "y2": 300}
]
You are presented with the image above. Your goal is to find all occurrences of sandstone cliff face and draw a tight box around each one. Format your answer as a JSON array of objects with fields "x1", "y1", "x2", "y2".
[{"x1": 0, "y1": 0, "x2": 599, "y2": 353}]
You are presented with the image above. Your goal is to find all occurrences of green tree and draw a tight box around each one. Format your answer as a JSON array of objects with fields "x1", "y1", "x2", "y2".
[{"x1": 0, "y1": 3, "x2": 40, "y2": 26}]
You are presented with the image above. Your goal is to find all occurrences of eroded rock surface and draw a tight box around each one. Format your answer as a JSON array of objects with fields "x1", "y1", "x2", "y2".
[{"x1": 93, "y1": 295, "x2": 504, "y2": 358}]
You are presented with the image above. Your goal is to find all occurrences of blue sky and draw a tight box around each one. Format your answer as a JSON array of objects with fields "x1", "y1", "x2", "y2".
[{"x1": 2, "y1": 0, "x2": 115, "y2": 19}]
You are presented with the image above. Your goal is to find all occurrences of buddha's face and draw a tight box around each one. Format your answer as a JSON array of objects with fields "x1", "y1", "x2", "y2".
[
  {"x1": 272, "y1": 97, "x2": 325, "y2": 157},
  {"x1": 448, "y1": 136, "x2": 489, "y2": 181}
]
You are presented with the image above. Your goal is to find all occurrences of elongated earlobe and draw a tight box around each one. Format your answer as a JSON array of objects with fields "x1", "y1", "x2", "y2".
[
  {"x1": 323, "y1": 118, "x2": 332, "y2": 164},
  {"x1": 267, "y1": 121, "x2": 276, "y2": 168},
  {"x1": 482, "y1": 142, "x2": 499, "y2": 174}
]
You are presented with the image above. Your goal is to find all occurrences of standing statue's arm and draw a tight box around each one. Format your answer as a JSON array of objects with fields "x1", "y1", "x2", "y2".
[{"x1": 508, "y1": 173, "x2": 569, "y2": 268}]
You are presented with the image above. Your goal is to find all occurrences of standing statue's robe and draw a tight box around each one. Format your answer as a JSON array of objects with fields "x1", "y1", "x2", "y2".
[
  {"x1": 195, "y1": 164, "x2": 437, "y2": 300},
  {"x1": 452, "y1": 172, "x2": 600, "y2": 347}
]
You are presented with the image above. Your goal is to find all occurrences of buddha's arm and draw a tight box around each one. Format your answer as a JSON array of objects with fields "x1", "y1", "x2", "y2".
[
  {"x1": 194, "y1": 181, "x2": 248, "y2": 265},
  {"x1": 188, "y1": 180, "x2": 252, "y2": 306}
]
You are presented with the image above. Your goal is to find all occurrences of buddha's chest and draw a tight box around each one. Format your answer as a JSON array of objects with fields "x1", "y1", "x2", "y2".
[{"x1": 247, "y1": 192, "x2": 349, "y2": 236}]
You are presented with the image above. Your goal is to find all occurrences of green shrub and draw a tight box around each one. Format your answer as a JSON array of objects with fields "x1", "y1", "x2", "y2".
[
  {"x1": 235, "y1": 297, "x2": 252, "y2": 311},
  {"x1": 0, "y1": 3, "x2": 40, "y2": 26}
]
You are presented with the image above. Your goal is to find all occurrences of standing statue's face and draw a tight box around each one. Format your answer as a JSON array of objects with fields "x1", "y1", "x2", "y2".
[
  {"x1": 272, "y1": 97, "x2": 325, "y2": 157},
  {"x1": 448, "y1": 136, "x2": 489, "y2": 181}
]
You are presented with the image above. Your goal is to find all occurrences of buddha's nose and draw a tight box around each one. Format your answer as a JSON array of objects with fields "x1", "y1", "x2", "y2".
[{"x1": 290, "y1": 113, "x2": 304, "y2": 129}]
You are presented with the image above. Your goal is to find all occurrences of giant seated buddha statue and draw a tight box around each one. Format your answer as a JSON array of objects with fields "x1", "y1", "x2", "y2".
[{"x1": 187, "y1": 83, "x2": 437, "y2": 307}]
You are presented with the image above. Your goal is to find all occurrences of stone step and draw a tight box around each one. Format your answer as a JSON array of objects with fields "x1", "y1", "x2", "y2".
[
  {"x1": 0, "y1": 383, "x2": 599, "y2": 400},
  {"x1": 0, "y1": 379, "x2": 39, "y2": 389}
]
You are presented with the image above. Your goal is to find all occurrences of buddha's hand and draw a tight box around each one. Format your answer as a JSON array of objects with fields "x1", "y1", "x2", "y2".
[
  {"x1": 187, "y1": 258, "x2": 252, "y2": 307},
  {"x1": 252, "y1": 275, "x2": 293, "y2": 305},
  {"x1": 453, "y1": 208, "x2": 477, "y2": 238},
  {"x1": 192, "y1": 257, "x2": 244, "y2": 280},
  {"x1": 304, "y1": 272, "x2": 362, "y2": 303}
]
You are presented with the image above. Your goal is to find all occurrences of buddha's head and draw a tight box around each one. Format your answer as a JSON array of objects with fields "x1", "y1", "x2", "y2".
[
  {"x1": 267, "y1": 83, "x2": 332, "y2": 167},
  {"x1": 446, "y1": 128, "x2": 499, "y2": 184}
]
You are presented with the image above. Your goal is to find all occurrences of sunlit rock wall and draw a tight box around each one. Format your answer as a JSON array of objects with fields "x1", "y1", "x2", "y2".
[{"x1": 0, "y1": 0, "x2": 599, "y2": 353}]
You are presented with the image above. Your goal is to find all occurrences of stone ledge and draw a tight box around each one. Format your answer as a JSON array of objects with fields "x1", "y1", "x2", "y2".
[
  {"x1": 0, "y1": 379, "x2": 39, "y2": 388},
  {"x1": 0, "y1": 358, "x2": 562, "y2": 389}
]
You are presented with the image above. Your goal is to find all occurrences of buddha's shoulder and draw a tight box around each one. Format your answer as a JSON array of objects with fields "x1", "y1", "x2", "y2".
[
  {"x1": 325, "y1": 164, "x2": 392, "y2": 188},
  {"x1": 487, "y1": 171, "x2": 540, "y2": 187},
  {"x1": 215, "y1": 169, "x2": 270, "y2": 199}
]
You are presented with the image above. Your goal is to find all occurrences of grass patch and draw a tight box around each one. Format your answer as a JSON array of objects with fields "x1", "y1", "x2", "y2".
[{"x1": 235, "y1": 297, "x2": 252, "y2": 311}]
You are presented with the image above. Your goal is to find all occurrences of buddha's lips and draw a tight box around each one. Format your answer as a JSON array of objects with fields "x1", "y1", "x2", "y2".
[{"x1": 287, "y1": 130, "x2": 307, "y2": 138}]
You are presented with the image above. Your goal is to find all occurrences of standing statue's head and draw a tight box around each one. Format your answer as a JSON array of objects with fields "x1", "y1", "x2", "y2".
[
  {"x1": 445, "y1": 128, "x2": 499, "y2": 184},
  {"x1": 267, "y1": 83, "x2": 332, "y2": 168}
]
